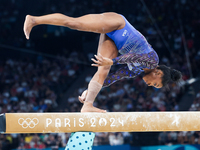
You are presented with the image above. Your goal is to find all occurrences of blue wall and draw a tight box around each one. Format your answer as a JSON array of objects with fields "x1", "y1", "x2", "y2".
[
  {"x1": 14, "y1": 144, "x2": 200, "y2": 150},
  {"x1": 15, "y1": 145, "x2": 139, "y2": 150},
  {"x1": 141, "y1": 145, "x2": 200, "y2": 150},
  {"x1": 93, "y1": 145, "x2": 140, "y2": 150},
  {"x1": 60, "y1": 145, "x2": 140, "y2": 150}
]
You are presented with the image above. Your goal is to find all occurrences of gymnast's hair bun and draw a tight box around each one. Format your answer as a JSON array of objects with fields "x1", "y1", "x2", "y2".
[{"x1": 170, "y1": 69, "x2": 182, "y2": 82}]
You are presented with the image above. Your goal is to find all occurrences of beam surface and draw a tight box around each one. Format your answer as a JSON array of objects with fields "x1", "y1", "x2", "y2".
[{"x1": 4, "y1": 112, "x2": 200, "y2": 133}]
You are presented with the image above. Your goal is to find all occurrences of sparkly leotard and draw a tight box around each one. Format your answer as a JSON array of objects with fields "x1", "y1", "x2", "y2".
[{"x1": 103, "y1": 15, "x2": 159, "y2": 87}]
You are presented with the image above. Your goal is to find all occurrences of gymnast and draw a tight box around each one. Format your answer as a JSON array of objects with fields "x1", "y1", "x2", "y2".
[{"x1": 23, "y1": 12, "x2": 182, "y2": 113}]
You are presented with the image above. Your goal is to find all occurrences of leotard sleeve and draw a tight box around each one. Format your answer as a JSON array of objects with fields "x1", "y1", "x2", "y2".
[
  {"x1": 103, "y1": 65, "x2": 141, "y2": 88},
  {"x1": 103, "y1": 51, "x2": 159, "y2": 88},
  {"x1": 112, "y1": 51, "x2": 158, "y2": 69}
]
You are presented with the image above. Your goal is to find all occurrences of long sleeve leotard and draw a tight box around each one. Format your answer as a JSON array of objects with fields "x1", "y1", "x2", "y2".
[{"x1": 103, "y1": 15, "x2": 159, "y2": 87}]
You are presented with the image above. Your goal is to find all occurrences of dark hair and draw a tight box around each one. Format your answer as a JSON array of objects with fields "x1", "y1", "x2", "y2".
[{"x1": 157, "y1": 65, "x2": 182, "y2": 87}]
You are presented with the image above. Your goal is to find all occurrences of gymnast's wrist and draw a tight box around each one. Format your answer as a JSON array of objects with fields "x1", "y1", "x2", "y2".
[
  {"x1": 112, "y1": 58, "x2": 116, "y2": 65},
  {"x1": 110, "y1": 59, "x2": 114, "y2": 66}
]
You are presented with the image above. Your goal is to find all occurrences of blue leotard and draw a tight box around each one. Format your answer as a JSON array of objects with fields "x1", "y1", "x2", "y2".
[{"x1": 103, "y1": 15, "x2": 159, "y2": 87}]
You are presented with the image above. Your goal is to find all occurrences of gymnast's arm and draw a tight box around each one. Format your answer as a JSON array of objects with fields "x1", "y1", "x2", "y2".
[
  {"x1": 79, "y1": 65, "x2": 143, "y2": 101},
  {"x1": 78, "y1": 66, "x2": 135, "y2": 102}
]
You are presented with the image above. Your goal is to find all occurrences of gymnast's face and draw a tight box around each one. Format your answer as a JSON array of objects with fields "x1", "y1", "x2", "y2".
[{"x1": 142, "y1": 69, "x2": 163, "y2": 88}]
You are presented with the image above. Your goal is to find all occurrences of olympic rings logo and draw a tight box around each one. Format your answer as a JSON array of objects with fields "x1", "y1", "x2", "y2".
[{"x1": 18, "y1": 118, "x2": 39, "y2": 128}]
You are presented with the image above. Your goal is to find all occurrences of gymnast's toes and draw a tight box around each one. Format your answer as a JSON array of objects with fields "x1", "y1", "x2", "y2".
[
  {"x1": 23, "y1": 15, "x2": 36, "y2": 39},
  {"x1": 81, "y1": 103, "x2": 106, "y2": 113}
]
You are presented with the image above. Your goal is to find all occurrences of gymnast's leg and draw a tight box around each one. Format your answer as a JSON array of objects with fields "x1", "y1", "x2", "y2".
[
  {"x1": 81, "y1": 34, "x2": 118, "y2": 112},
  {"x1": 24, "y1": 12, "x2": 125, "y2": 39},
  {"x1": 24, "y1": 12, "x2": 121, "y2": 112}
]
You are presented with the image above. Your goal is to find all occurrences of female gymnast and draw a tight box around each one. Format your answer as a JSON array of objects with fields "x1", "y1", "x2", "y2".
[{"x1": 23, "y1": 12, "x2": 182, "y2": 113}]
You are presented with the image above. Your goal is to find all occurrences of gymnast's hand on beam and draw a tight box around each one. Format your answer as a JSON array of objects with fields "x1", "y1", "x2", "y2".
[
  {"x1": 91, "y1": 53, "x2": 113, "y2": 67},
  {"x1": 78, "y1": 90, "x2": 88, "y2": 103}
]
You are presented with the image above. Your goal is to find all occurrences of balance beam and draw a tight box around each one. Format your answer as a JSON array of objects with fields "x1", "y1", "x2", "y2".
[{"x1": 0, "y1": 112, "x2": 199, "y2": 133}]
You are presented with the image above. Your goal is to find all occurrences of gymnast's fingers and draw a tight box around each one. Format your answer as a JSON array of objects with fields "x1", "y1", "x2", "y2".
[
  {"x1": 78, "y1": 96, "x2": 84, "y2": 103},
  {"x1": 91, "y1": 64, "x2": 100, "y2": 67},
  {"x1": 91, "y1": 58, "x2": 102, "y2": 65},
  {"x1": 78, "y1": 96, "x2": 83, "y2": 103}
]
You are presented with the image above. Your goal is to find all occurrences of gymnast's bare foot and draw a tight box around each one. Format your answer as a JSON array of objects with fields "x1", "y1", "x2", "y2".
[
  {"x1": 81, "y1": 102, "x2": 106, "y2": 113},
  {"x1": 24, "y1": 15, "x2": 36, "y2": 39}
]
